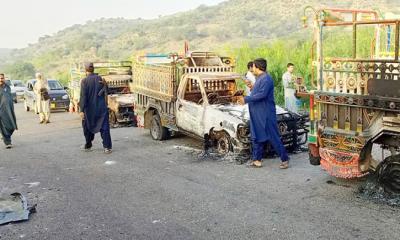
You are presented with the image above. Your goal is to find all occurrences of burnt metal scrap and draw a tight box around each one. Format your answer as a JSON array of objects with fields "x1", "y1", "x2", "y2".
[
  {"x1": 68, "y1": 61, "x2": 136, "y2": 126},
  {"x1": 0, "y1": 193, "x2": 36, "y2": 225}
]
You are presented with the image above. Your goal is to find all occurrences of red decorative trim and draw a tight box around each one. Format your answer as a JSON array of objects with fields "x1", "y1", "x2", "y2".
[{"x1": 319, "y1": 148, "x2": 368, "y2": 178}]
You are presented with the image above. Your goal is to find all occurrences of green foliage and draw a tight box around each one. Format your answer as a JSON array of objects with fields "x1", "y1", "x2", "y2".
[
  {"x1": 2, "y1": 61, "x2": 36, "y2": 80},
  {"x1": 225, "y1": 40, "x2": 312, "y2": 106},
  {"x1": 225, "y1": 27, "x2": 377, "y2": 106},
  {"x1": 1, "y1": 0, "x2": 399, "y2": 86},
  {"x1": 54, "y1": 70, "x2": 70, "y2": 86}
]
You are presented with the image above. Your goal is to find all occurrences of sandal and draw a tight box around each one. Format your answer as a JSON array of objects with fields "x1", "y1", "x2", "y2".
[
  {"x1": 247, "y1": 160, "x2": 262, "y2": 168},
  {"x1": 279, "y1": 162, "x2": 289, "y2": 169}
]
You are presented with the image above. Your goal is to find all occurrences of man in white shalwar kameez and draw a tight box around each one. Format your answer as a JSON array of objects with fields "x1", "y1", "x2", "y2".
[
  {"x1": 34, "y1": 73, "x2": 51, "y2": 124},
  {"x1": 282, "y1": 63, "x2": 298, "y2": 113}
]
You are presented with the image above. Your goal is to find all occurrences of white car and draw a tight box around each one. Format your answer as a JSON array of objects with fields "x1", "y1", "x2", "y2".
[{"x1": 10, "y1": 80, "x2": 27, "y2": 101}]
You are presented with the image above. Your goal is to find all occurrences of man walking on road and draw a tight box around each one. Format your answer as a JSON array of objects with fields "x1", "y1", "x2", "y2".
[
  {"x1": 239, "y1": 59, "x2": 289, "y2": 169},
  {"x1": 79, "y1": 63, "x2": 112, "y2": 154},
  {"x1": 0, "y1": 73, "x2": 18, "y2": 149},
  {"x1": 34, "y1": 73, "x2": 51, "y2": 124}
]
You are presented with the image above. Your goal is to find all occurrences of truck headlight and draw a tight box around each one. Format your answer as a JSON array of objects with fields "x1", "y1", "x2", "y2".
[
  {"x1": 237, "y1": 123, "x2": 250, "y2": 144},
  {"x1": 62, "y1": 94, "x2": 69, "y2": 100}
]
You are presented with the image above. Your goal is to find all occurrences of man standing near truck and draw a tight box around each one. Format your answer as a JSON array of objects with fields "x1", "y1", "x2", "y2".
[
  {"x1": 240, "y1": 59, "x2": 289, "y2": 168},
  {"x1": 245, "y1": 61, "x2": 256, "y2": 95},
  {"x1": 0, "y1": 73, "x2": 17, "y2": 149},
  {"x1": 282, "y1": 63, "x2": 299, "y2": 113},
  {"x1": 79, "y1": 62, "x2": 112, "y2": 154}
]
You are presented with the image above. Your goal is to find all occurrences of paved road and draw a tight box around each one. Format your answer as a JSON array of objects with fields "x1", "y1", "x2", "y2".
[{"x1": 1, "y1": 104, "x2": 399, "y2": 240}]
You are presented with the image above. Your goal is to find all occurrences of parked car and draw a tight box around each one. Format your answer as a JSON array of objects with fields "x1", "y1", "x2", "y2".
[
  {"x1": 5, "y1": 79, "x2": 18, "y2": 103},
  {"x1": 9, "y1": 80, "x2": 26, "y2": 101},
  {"x1": 24, "y1": 79, "x2": 70, "y2": 112}
]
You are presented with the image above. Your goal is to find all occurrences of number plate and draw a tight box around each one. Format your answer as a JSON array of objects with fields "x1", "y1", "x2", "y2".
[{"x1": 51, "y1": 103, "x2": 56, "y2": 109}]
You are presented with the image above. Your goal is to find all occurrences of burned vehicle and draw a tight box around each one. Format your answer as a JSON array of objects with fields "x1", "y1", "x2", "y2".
[
  {"x1": 303, "y1": 8, "x2": 400, "y2": 193},
  {"x1": 131, "y1": 51, "x2": 308, "y2": 160},
  {"x1": 69, "y1": 61, "x2": 136, "y2": 126}
]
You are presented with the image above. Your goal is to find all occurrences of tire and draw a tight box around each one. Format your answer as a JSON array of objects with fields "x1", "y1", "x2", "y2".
[
  {"x1": 377, "y1": 154, "x2": 400, "y2": 194},
  {"x1": 217, "y1": 132, "x2": 232, "y2": 155},
  {"x1": 24, "y1": 101, "x2": 30, "y2": 112},
  {"x1": 309, "y1": 150, "x2": 321, "y2": 166},
  {"x1": 150, "y1": 114, "x2": 169, "y2": 141}
]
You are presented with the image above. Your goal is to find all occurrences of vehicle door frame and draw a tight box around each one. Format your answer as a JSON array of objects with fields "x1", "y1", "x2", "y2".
[
  {"x1": 176, "y1": 75, "x2": 208, "y2": 137},
  {"x1": 25, "y1": 81, "x2": 36, "y2": 109}
]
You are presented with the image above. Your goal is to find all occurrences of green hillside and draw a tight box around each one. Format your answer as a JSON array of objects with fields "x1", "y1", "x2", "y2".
[{"x1": 1, "y1": 0, "x2": 400, "y2": 82}]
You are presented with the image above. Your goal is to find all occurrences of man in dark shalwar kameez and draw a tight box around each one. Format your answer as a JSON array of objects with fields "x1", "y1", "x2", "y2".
[
  {"x1": 0, "y1": 73, "x2": 17, "y2": 149},
  {"x1": 242, "y1": 59, "x2": 289, "y2": 168},
  {"x1": 79, "y1": 63, "x2": 112, "y2": 154}
]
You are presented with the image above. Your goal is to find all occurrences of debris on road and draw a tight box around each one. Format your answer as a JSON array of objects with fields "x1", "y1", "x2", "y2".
[
  {"x1": 0, "y1": 193, "x2": 36, "y2": 225},
  {"x1": 358, "y1": 175, "x2": 400, "y2": 207},
  {"x1": 24, "y1": 182, "x2": 40, "y2": 188},
  {"x1": 104, "y1": 161, "x2": 117, "y2": 166}
]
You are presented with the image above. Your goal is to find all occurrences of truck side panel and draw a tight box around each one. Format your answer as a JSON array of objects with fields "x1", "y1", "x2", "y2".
[{"x1": 131, "y1": 63, "x2": 177, "y2": 102}]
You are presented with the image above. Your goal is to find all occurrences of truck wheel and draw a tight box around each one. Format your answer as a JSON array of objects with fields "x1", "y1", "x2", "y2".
[
  {"x1": 309, "y1": 150, "x2": 321, "y2": 166},
  {"x1": 150, "y1": 114, "x2": 169, "y2": 141},
  {"x1": 24, "y1": 101, "x2": 30, "y2": 112},
  {"x1": 217, "y1": 132, "x2": 231, "y2": 154},
  {"x1": 377, "y1": 154, "x2": 400, "y2": 194}
]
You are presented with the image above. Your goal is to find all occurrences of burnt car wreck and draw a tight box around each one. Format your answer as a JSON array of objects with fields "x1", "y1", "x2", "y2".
[
  {"x1": 131, "y1": 51, "x2": 308, "y2": 162},
  {"x1": 205, "y1": 105, "x2": 309, "y2": 162}
]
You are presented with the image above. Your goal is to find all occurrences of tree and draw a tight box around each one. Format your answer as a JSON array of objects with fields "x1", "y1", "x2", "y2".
[{"x1": 3, "y1": 61, "x2": 36, "y2": 80}]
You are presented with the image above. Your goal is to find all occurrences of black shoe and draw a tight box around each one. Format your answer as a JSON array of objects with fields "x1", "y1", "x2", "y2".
[{"x1": 81, "y1": 144, "x2": 93, "y2": 152}]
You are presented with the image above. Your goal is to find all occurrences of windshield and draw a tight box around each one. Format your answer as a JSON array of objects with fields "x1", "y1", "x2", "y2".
[
  {"x1": 48, "y1": 80, "x2": 64, "y2": 90},
  {"x1": 12, "y1": 80, "x2": 24, "y2": 87},
  {"x1": 5, "y1": 80, "x2": 11, "y2": 86}
]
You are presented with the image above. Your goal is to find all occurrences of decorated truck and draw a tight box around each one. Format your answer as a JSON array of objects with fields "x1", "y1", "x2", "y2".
[
  {"x1": 131, "y1": 51, "x2": 308, "y2": 159},
  {"x1": 69, "y1": 61, "x2": 136, "y2": 126},
  {"x1": 303, "y1": 8, "x2": 400, "y2": 193}
]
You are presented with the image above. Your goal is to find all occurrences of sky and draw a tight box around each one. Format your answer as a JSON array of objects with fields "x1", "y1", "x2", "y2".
[{"x1": 0, "y1": 0, "x2": 225, "y2": 49}]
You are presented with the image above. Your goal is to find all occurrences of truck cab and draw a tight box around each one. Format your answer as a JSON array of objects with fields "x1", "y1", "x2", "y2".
[{"x1": 175, "y1": 72, "x2": 250, "y2": 154}]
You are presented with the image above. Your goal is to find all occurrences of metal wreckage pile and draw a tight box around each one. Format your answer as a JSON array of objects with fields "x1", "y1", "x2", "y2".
[{"x1": 0, "y1": 193, "x2": 36, "y2": 225}]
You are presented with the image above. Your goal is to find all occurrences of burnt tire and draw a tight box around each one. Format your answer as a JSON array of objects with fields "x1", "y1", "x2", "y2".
[
  {"x1": 217, "y1": 132, "x2": 232, "y2": 155},
  {"x1": 309, "y1": 150, "x2": 321, "y2": 166},
  {"x1": 377, "y1": 154, "x2": 400, "y2": 194},
  {"x1": 150, "y1": 114, "x2": 169, "y2": 141}
]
